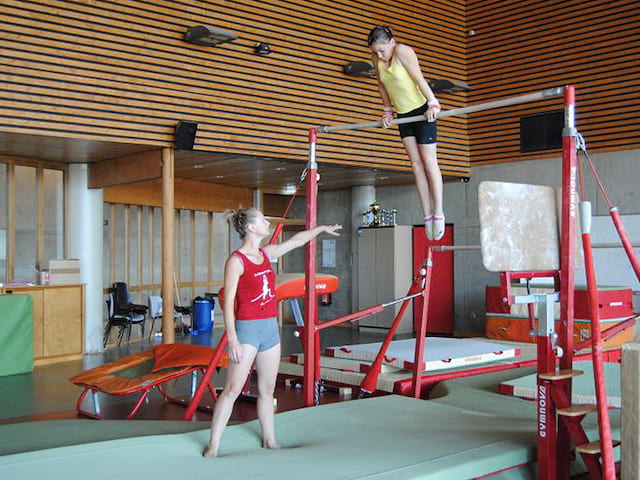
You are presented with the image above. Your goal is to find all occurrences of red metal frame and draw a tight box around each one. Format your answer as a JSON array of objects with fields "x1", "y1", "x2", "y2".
[
  {"x1": 183, "y1": 333, "x2": 228, "y2": 420},
  {"x1": 411, "y1": 249, "x2": 433, "y2": 398},
  {"x1": 553, "y1": 84, "x2": 577, "y2": 479},
  {"x1": 75, "y1": 366, "x2": 215, "y2": 420},
  {"x1": 303, "y1": 127, "x2": 319, "y2": 406},
  {"x1": 358, "y1": 271, "x2": 429, "y2": 395},
  {"x1": 581, "y1": 229, "x2": 616, "y2": 478},
  {"x1": 573, "y1": 315, "x2": 638, "y2": 352}
]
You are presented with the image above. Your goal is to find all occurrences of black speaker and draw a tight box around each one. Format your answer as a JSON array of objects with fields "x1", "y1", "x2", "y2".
[
  {"x1": 520, "y1": 111, "x2": 563, "y2": 152},
  {"x1": 175, "y1": 121, "x2": 198, "y2": 151}
]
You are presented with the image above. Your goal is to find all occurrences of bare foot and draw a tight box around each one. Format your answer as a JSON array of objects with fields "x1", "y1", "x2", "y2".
[
  {"x1": 202, "y1": 444, "x2": 218, "y2": 457},
  {"x1": 263, "y1": 440, "x2": 281, "y2": 450}
]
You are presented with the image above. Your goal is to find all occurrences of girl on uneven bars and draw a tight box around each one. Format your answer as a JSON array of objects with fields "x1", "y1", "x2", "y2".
[
  {"x1": 203, "y1": 208, "x2": 341, "y2": 457},
  {"x1": 368, "y1": 25, "x2": 445, "y2": 240}
]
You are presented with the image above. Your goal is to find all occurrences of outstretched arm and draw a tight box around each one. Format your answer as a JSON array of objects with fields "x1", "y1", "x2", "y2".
[{"x1": 264, "y1": 224, "x2": 342, "y2": 260}]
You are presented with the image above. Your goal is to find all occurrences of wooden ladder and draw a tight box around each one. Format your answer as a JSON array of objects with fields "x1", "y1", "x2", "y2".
[{"x1": 538, "y1": 368, "x2": 619, "y2": 479}]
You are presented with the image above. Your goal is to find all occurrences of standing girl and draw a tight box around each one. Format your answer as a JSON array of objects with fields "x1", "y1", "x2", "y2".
[
  {"x1": 203, "y1": 208, "x2": 341, "y2": 456},
  {"x1": 368, "y1": 25, "x2": 445, "y2": 240}
]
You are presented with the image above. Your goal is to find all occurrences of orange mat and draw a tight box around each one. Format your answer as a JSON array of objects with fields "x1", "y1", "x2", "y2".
[{"x1": 69, "y1": 344, "x2": 228, "y2": 419}]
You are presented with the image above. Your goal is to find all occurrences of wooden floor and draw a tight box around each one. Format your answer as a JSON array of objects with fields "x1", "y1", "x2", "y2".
[{"x1": 0, "y1": 323, "x2": 392, "y2": 425}]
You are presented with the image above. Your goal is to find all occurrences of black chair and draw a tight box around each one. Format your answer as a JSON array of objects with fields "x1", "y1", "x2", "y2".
[
  {"x1": 103, "y1": 284, "x2": 148, "y2": 348},
  {"x1": 113, "y1": 282, "x2": 149, "y2": 318}
]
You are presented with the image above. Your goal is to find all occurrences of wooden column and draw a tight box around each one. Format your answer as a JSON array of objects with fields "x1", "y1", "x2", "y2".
[{"x1": 161, "y1": 147, "x2": 175, "y2": 344}]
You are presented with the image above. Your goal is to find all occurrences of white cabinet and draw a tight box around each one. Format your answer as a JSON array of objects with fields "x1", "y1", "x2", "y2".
[{"x1": 357, "y1": 226, "x2": 413, "y2": 334}]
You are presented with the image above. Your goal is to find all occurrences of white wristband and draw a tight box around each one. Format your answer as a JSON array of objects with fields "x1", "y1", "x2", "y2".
[
  {"x1": 383, "y1": 106, "x2": 393, "y2": 112},
  {"x1": 427, "y1": 100, "x2": 440, "y2": 107}
]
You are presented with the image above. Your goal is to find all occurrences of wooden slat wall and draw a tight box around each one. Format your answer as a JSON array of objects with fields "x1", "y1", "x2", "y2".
[
  {"x1": 466, "y1": 0, "x2": 640, "y2": 165},
  {"x1": 0, "y1": 0, "x2": 470, "y2": 176}
]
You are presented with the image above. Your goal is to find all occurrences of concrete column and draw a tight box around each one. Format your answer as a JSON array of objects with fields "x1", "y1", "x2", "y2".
[
  {"x1": 253, "y1": 188, "x2": 263, "y2": 210},
  {"x1": 350, "y1": 185, "x2": 376, "y2": 311},
  {"x1": 67, "y1": 164, "x2": 104, "y2": 353}
]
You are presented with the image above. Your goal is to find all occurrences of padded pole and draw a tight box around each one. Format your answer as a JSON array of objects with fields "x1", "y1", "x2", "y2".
[
  {"x1": 319, "y1": 87, "x2": 564, "y2": 133},
  {"x1": 303, "y1": 128, "x2": 319, "y2": 407},
  {"x1": 609, "y1": 207, "x2": 640, "y2": 282},
  {"x1": 580, "y1": 201, "x2": 616, "y2": 479}
]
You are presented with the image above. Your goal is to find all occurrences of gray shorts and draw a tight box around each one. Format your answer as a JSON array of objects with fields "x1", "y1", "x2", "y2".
[{"x1": 235, "y1": 317, "x2": 280, "y2": 352}]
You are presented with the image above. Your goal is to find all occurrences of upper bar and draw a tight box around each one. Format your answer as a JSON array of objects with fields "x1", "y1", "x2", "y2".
[{"x1": 319, "y1": 86, "x2": 565, "y2": 133}]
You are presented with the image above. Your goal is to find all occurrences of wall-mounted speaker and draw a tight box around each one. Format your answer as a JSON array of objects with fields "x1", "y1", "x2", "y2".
[
  {"x1": 175, "y1": 121, "x2": 198, "y2": 151},
  {"x1": 520, "y1": 111, "x2": 563, "y2": 152}
]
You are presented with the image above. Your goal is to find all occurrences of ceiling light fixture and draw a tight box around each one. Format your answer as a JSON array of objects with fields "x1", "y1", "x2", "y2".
[{"x1": 184, "y1": 26, "x2": 238, "y2": 46}]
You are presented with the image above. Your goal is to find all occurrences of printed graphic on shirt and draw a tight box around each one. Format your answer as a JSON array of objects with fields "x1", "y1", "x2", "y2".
[{"x1": 251, "y1": 269, "x2": 275, "y2": 306}]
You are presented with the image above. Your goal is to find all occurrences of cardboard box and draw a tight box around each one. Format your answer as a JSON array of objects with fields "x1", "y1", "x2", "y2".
[{"x1": 44, "y1": 259, "x2": 80, "y2": 285}]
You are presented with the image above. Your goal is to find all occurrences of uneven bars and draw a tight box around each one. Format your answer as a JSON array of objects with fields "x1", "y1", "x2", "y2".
[{"x1": 319, "y1": 86, "x2": 565, "y2": 133}]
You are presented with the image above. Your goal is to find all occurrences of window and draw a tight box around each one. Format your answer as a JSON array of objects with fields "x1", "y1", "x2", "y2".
[{"x1": 0, "y1": 160, "x2": 65, "y2": 283}]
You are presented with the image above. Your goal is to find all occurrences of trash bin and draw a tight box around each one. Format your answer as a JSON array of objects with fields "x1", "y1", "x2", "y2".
[{"x1": 192, "y1": 296, "x2": 214, "y2": 334}]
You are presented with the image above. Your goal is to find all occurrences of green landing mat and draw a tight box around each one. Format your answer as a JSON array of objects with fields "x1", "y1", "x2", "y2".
[
  {"x1": 499, "y1": 361, "x2": 622, "y2": 407},
  {"x1": 0, "y1": 420, "x2": 210, "y2": 456},
  {"x1": 0, "y1": 394, "x2": 544, "y2": 480},
  {"x1": 0, "y1": 366, "x2": 621, "y2": 479},
  {"x1": 0, "y1": 295, "x2": 33, "y2": 377}
]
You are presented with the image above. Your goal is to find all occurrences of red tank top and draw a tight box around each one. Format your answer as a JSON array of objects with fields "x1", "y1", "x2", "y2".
[{"x1": 233, "y1": 248, "x2": 278, "y2": 320}]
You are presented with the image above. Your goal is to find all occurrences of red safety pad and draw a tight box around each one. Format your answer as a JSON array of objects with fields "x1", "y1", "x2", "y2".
[
  {"x1": 69, "y1": 345, "x2": 228, "y2": 395},
  {"x1": 217, "y1": 273, "x2": 339, "y2": 307},
  {"x1": 152, "y1": 343, "x2": 228, "y2": 372},
  {"x1": 275, "y1": 273, "x2": 339, "y2": 301},
  {"x1": 574, "y1": 287, "x2": 633, "y2": 319}
]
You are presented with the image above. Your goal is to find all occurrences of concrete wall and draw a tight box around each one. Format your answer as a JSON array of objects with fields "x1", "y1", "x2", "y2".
[
  {"x1": 284, "y1": 189, "x2": 353, "y2": 321},
  {"x1": 376, "y1": 148, "x2": 640, "y2": 334}
]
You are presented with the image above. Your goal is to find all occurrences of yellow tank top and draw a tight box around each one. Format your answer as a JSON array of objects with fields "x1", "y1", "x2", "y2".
[{"x1": 377, "y1": 58, "x2": 426, "y2": 114}]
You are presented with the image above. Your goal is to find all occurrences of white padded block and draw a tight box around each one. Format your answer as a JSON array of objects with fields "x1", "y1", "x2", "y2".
[
  {"x1": 479, "y1": 181, "x2": 560, "y2": 272},
  {"x1": 478, "y1": 181, "x2": 583, "y2": 272},
  {"x1": 622, "y1": 343, "x2": 640, "y2": 480}
]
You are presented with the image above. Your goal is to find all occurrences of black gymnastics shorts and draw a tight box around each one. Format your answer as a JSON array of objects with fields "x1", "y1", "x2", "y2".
[{"x1": 396, "y1": 102, "x2": 437, "y2": 144}]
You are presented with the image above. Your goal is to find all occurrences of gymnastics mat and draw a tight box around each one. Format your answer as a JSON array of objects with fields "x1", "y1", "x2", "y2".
[
  {"x1": 279, "y1": 357, "x2": 404, "y2": 393},
  {"x1": 288, "y1": 353, "x2": 398, "y2": 373},
  {"x1": 0, "y1": 394, "x2": 568, "y2": 480},
  {"x1": 326, "y1": 337, "x2": 519, "y2": 370},
  {"x1": 499, "y1": 361, "x2": 622, "y2": 407}
]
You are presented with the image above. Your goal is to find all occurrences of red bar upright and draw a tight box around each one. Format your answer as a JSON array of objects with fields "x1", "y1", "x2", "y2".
[
  {"x1": 411, "y1": 249, "x2": 433, "y2": 398},
  {"x1": 554, "y1": 84, "x2": 577, "y2": 480},
  {"x1": 303, "y1": 128, "x2": 319, "y2": 407}
]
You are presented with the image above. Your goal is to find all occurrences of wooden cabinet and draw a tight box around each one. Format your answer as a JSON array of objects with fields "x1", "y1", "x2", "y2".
[
  {"x1": 357, "y1": 226, "x2": 413, "y2": 334},
  {"x1": 1, "y1": 284, "x2": 85, "y2": 364}
]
